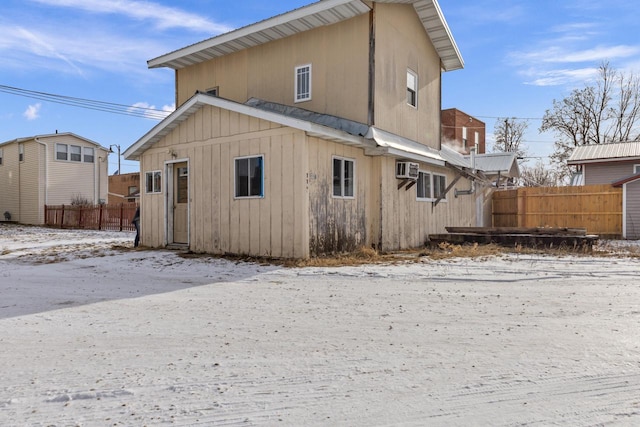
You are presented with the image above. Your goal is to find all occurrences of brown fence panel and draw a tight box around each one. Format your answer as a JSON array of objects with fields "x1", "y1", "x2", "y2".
[
  {"x1": 492, "y1": 185, "x2": 622, "y2": 236},
  {"x1": 44, "y1": 203, "x2": 137, "y2": 231}
]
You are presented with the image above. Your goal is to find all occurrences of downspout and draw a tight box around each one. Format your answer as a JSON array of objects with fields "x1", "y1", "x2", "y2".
[
  {"x1": 367, "y1": 5, "x2": 375, "y2": 126},
  {"x1": 35, "y1": 137, "x2": 48, "y2": 222},
  {"x1": 454, "y1": 147, "x2": 476, "y2": 197}
]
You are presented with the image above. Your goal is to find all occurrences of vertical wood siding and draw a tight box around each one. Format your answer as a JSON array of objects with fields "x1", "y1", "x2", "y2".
[
  {"x1": 379, "y1": 157, "x2": 477, "y2": 250},
  {"x1": 140, "y1": 105, "x2": 310, "y2": 258},
  {"x1": 175, "y1": 14, "x2": 370, "y2": 125},
  {"x1": 373, "y1": 3, "x2": 442, "y2": 149},
  {"x1": 307, "y1": 137, "x2": 378, "y2": 254}
]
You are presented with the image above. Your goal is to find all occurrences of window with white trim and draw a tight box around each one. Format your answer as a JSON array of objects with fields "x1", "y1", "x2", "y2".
[
  {"x1": 295, "y1": 64, "x2": 312, "y2": 102},
  {"x1": 145, "y1": 170, "x2": 162, "y2": 194},
  {"x1": 235, "y1": 155, "x2": 264, "y2": 198},
  {"x1": 70, "y1": 145, "x2": 82, "y2": 162},
  {"x1": 407, "y1": 69, "x2": 418, "y2": 107},
  {"x1": 634, "y1": 164, "x2": 640, "y2": 174},
  {"x1": 416, "y1": 171, "x2": 447, "y2": 201},
  {"x1": 56, "y1": 143, "x2": 68, "y2": 161},
  {"x1": 19, "y1": 143, "x2": 24, "y2": 162},
  {"x1": 462, "y1": 126, "x2": 468, "y2": 149},
  {"x1": 83, "y1": 147, "x2": 94, "y2": 163},
  {"x1": 332, "y1": 156, "x2": 355, "y2": 198},
  {"x1": 433, "y1": 174, "x2": 447, "y2": 200},
  {"x1": 417, "y1": 171, "x2": 432, "y2": 200}
]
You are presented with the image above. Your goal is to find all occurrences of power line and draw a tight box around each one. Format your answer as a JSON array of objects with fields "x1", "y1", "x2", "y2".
[{"x1": 0, "y1": 84, "x2": 171, "y2": 120}]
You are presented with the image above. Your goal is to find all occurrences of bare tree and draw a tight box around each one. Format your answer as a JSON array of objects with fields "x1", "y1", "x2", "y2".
[
  {"x1": 493, "y1": 117, "x2": 529, "y2": 159},
  {"x1": 540, "y1": 62, "x2": 640, "y2": 183},
  {"x1": 519, "y1": 160, "x2": 560, "y2": 187}
]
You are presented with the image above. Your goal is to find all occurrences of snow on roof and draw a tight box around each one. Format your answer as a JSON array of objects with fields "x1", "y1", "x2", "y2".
[
  {"x1": 148, "y1": 0, "x2": 463, "y2": 72},
  {"x1": 567, "y1": 141, "x2": 640, "y2": 165}
]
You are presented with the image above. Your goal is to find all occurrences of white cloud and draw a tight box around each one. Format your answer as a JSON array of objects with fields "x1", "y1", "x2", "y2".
[
  {"x1": 514, "y1": 45, "x2": 640, "y2": 65},
  {"x1": 29, "y1": 0, "x2": 232, "y2": 33},
  {"x1": 522, "y1": 68, "x2": 599, "y2": 87},
  {"x1": 23, "y1": 103, "x2": 42, "y2": 120},
  {"x1": 128, "y1": 101, "x2": 174, "y2": 120}
]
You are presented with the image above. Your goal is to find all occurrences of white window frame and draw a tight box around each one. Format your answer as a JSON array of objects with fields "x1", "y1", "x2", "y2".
[
  {"x1": 69, "y1": 145, "x2": 82, "y2": 162},
  {"x1": 83, "y1": 147, "x2": 95, "y2": 163},
  {"x1": 19, "y1": 143, "x2": 24, "y2": 162},
  {"x1": 56, "y1": 143, "x2": 68, "y2": 161},
  {"x1": 433, "y1": 173, "x2": 447, "y2": 201},
  {"x1": 295, "y1": 64, "x2": 312, "y2": 103},
  {"x1": 634, "y1": 164, "x2": 640, "y2": 174},
  {"x1": 416, "y1": 171, "x2": 432, "y2": 200},
  {"x1": 462, "y1": 126, "x2": 468, "y2": 149},
  {"x1": 234, "y1": 155, "x2": 264, "y2": 199},
  {"x1": 145, "y1": 170, "x2": 162, "y2": 194},
  {"x1": 407, "y1": 69, "x2": 418, "y2": 108},
  {"x1": 332, "y1": 156, "x2": 355, "y2": 199},
  {"x1": 416, "y1": 170, "x2": 447, "y2": 202}
]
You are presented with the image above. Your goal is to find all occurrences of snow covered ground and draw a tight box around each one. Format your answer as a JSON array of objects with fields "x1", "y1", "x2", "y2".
[{"x1": 1, "y1": 224, "x2": 639, "y2": 426}]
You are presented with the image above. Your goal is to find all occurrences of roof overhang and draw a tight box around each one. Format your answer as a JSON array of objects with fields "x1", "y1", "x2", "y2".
[
  {"x1": 364, "y1": 127, "x2": 444, "y2": 166},
  {"x1": 148, "y1": 0, "x2": 463, "y2": 72},
  {"x1": 124, "y1": 93, "x2": 375, "y2": 160},
  {"x1": 567, "y1": 156, "x2": 640, "y2": 166}
]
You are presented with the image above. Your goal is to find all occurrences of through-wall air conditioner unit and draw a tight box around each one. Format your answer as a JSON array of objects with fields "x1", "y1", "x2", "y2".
[{"x1": 396, "y1": 161, "x2": 419, "y2": 180}]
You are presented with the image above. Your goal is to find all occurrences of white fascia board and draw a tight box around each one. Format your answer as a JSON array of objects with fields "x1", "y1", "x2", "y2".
[
  {"x1": 148, "y1": 0, "x2": 367, "y2": 69},
  {"x1": 125, "y1": 93, "x2": 373, "y2": 160}
]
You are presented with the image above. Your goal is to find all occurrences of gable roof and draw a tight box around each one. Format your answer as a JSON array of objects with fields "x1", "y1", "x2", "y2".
[
  {"x1": 125, "y1": 93, "x2": 451, "y2": 167},
  {"x1": 0, "y1": 132, "x2": 107, "y2": 150},
  {"x1": 612, "y1": 173, "x2": 640, "y2": 187},
  {"x1": 467, "y1": 152, "x2": 520, "y2": 177},
  {"x1": 148, "y1": 0, "x2": 463, "y2": 72},
  {"x1": 567, "y1": 141, "x2": 640, "y2": 165}
]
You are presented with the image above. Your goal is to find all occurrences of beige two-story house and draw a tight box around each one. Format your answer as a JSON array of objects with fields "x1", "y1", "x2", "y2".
[
  {"x1": 125, "y1": 0, "x2": 486, "y2": 258},
  {"x1": 0, "y1": 132, "x2": 109, "y2": 225}
]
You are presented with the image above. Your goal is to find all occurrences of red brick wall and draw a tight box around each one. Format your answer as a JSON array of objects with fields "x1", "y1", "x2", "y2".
[{"x1": 441, "y1": 108, "x2": 485, "y2": 154}]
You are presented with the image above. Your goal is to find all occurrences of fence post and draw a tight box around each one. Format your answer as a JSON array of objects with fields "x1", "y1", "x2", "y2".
[
  {"x1": 60, "y1": 205, "x2": 65, "y2": 228},
  {"x1": 98, "y1": 204, "x2": 104, "y2": 230},
  {"x1": 119, "y1": 204, "x2": 124, "y2": 231}
]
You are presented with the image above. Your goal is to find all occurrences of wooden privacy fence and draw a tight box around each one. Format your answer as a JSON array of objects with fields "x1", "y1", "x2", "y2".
[
  {"x1": 492, "y1": 185, "x2": 623, "y2": 237},
  {"x1": 45, "y1": 203, "x2": 138, "y2": 231}
]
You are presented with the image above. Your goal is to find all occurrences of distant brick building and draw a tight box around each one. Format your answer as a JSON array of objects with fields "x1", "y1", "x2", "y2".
[
  {"x1": 108, "y1": 172, "x2": 139, "y2": 205},
  {"x1": 441, "y1": 108, "x2": 485, "y2": 154}
]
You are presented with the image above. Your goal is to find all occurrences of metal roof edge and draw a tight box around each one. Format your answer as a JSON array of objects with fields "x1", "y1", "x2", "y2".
[
  {"x1": 125, "y1": 93, "x2": 372, "y2": 159},
  {"x1": 148, "y1": 0, "x2": 363, "y2": 69}
]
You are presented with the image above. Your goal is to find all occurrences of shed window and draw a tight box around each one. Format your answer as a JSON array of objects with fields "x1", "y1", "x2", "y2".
[
  {"x1": 83, "y1": 147, "x2": 94, "y2": 163},
  {"x1": 19, "y1": 144, "x2": 24, "y2": 162},
  {"x1": 407, "y1": 69, "x2": 418, "y2": 107},
  {"x1": 295, "y1": 64, "x2": 312, "y2": 102},
  {"x1": 434, "y1": 174, "x2": 447, "y2": 200},
  {"x1": 634, "y1": 164, "x2": 640, "y2": 174},
  {"x1": 145, "y1": 171, "x2": 162, "y2": 194},
  {"x1": 417, "y1": 171, "x2": 432, "y2": 200},
  {"x1": 70, "y1": 145, "x2": 82, "y2": 162},
  {"x1": 56, "y1": 144, "x2": 68, "y2": 161},
  {"x1": 333, "y1": 156, "x2": 355, "y2": 198},
  {"x1": 235, "y1": 155, "x2": 264, "y2": 198},
  {"x1": 416, "y1": 171, "x2": 447, "y2": 201}
]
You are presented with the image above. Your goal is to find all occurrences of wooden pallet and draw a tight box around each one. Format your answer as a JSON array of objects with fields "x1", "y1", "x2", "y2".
[{"x1": 429, "y1": 227, "x2": 598, "y2": 250}]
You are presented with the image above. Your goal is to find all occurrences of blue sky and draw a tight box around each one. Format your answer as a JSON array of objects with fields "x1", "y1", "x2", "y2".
[{"x1": 1, "y1": 0, "x2": 639, "y2": 174}]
